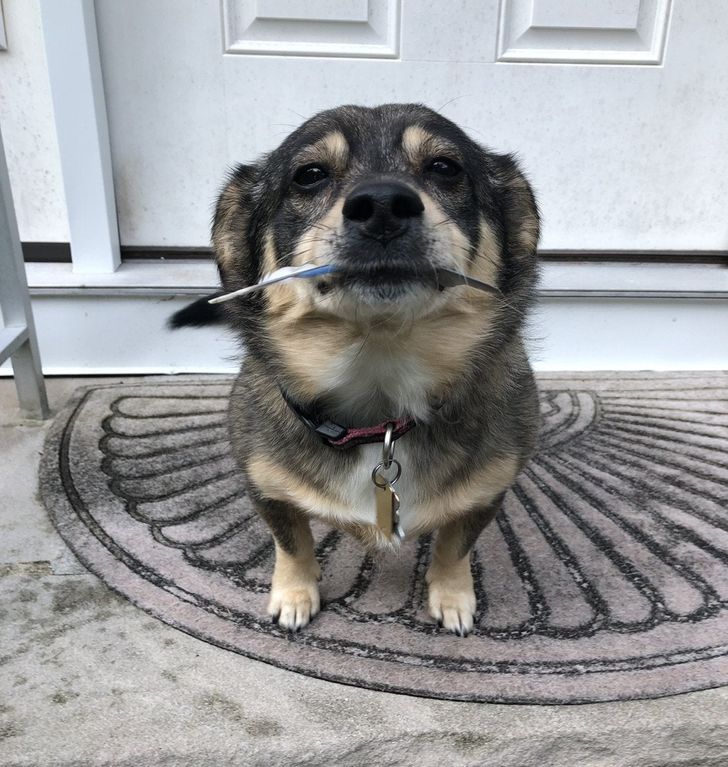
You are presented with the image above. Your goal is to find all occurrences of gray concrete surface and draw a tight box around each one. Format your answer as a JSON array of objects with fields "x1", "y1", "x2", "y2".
[{"x1": 2, "y1": 377, "x2": 728, "y2": 767}]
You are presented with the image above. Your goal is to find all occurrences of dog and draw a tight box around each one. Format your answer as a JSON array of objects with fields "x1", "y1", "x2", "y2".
[{"x1": 170, "y1": 103, "x2": 540, "y2": 636}]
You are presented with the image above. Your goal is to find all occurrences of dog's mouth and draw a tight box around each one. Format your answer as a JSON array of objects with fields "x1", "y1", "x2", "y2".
[
  {"x1": 316, "y1": 261, "x2": 499, "y2": 307},
  {"x1": 323, "y1": 261, "x2": 438, "y2": 301}
]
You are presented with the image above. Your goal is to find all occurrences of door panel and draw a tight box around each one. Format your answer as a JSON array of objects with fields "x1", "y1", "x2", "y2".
[
  {"x1": 222, "y1": 0, "x2": 399, "y2": 57},
  {"x1": 498, "y1": 0, "x2": 670, "y2": 63},
  {"x1": 95, "y1": 0, "x2": 727, "y2": 251}
]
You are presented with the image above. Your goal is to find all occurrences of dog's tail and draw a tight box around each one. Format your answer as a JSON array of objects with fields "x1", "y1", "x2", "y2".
[{"x1": 167, "y1": 293, "x2": 226, "y2": 330}]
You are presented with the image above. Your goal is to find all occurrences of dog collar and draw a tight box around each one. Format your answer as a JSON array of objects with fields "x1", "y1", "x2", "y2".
[{"x1": 279, "y1": 387, "x2": 416, "y2": 450}]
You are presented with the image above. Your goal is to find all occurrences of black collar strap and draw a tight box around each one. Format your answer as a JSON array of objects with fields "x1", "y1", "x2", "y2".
[{"x1": 279, "y1": 387, "x2": 416, "y2": 450}]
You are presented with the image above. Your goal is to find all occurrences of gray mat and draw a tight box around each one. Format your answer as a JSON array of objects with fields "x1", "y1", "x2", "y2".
[{"x1": 39, "y1": 373, "x2": 728, "y2": 704}]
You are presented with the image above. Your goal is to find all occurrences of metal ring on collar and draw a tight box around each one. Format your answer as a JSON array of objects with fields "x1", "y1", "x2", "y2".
[
  {"x1": 382, "y1": 422, "x2": 396, "y2": 468},
  {"x1": 371, "y1": 459, "x2": 402, "y2": 488}
]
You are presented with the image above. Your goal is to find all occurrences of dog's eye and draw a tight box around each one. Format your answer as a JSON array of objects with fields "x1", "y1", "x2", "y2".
[
  {"x1": 293, "y1": 164, "x2": 329, "y2": 188},
  {"x1": 425, "y1": 157, "x2": 462, "y2": 178}
]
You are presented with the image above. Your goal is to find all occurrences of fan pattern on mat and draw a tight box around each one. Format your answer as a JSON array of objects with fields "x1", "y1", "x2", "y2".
[{"x1": 99, "y1": 383, "x2": 728, "y2": 643}]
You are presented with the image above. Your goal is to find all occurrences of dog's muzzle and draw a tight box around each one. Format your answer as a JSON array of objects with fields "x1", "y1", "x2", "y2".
[{"x1": 333, "y1": 180, "x2": 432, "y2": 301}]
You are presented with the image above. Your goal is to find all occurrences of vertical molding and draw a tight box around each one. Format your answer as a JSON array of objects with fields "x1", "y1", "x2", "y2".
[{"x1": 39, "y1": 0, "x2": 120, "y2": 273}]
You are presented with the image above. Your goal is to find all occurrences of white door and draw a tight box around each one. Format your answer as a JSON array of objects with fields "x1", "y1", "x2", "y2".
[
  {"x1": 5, "y1": 0, "x2": 726, "y2": 376},
  {"x1": 94, "y1": 0, "x2": 727, "y2": 253}
]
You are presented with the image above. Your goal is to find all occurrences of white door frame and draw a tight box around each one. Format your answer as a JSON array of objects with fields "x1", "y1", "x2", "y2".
[{"x1": 38, "y1": 0, "x2": 120, "y2": 274}]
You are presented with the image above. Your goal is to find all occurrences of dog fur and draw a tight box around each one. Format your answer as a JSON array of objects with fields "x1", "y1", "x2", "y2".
[{"x1": 170, "y1": 103, "x2": 541, "y2": 636}]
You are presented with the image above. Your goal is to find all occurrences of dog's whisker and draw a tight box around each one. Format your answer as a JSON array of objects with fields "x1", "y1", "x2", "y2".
[
  {"x1": 306, "y1": 222, "x2": 335, "y2": 234},
  {"x1": 436, "y1": 94, "x2": 471, "y2": 113},
  {"x1": 432, "y1": 217, "x2": 457, "y2": 229}
]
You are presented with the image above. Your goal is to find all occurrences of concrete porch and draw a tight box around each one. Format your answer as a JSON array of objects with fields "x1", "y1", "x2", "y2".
[{"x1": 2, "y1": 377, "x2": 727, "y2": 767}]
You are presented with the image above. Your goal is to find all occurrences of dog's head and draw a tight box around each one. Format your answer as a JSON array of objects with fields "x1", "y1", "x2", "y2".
[
  {"x1": 197, "y1": 104, "x2": 539, "y2": 415},
  {"x1": 215, "y1": 103, "x2": 538, "y2": 315}
]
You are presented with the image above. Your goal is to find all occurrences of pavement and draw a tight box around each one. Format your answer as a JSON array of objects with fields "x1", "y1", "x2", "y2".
[{"x1": 1, "y1": 376, "x2": 727, "y2": 767}]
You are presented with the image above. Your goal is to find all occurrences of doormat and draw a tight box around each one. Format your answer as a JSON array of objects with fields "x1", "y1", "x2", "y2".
[{"x1": 39, "y1": 373, "x2": 728, "y2": 704}]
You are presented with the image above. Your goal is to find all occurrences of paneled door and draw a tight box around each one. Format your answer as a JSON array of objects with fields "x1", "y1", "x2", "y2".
[{"x1": 94, "y1": 0, "x2": 726, "y2": 254}]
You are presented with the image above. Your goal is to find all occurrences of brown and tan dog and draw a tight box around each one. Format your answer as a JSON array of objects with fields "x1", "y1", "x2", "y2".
[{"x1": 171, "y1": 103, "x2": 541, "y2": 636}]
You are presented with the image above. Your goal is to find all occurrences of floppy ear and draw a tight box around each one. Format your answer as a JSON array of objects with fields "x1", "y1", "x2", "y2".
[
  {"x1": 491, "y1": 153, "x2": 540, "y2": 300},
  {"x1": 212, "y1": 163, "x2": 259, "y2": 290}
]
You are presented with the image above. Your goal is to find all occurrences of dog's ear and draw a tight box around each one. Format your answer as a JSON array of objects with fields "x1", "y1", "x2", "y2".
[
  {"x1": 212, "y1": 163, "x2": 259, "y2": 290},
  {"x1": 490, "y1": 153, "x2": 540, "y2": 298}
]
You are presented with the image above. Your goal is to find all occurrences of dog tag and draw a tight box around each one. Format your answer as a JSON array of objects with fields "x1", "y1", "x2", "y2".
[
  {"x1": 372, "y1": 428, "x2": 404, "y2": 541},
  {"x1": 375, "y1": 481, "x2": 400, "y2": 538}
]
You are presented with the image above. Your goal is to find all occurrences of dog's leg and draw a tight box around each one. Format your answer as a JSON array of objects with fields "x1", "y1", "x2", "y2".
[
  {"x1": 254, "y1": 496, "x2": 321, "y2": 631},
  {"x1": 426, "y1": 493, "x2": 505, "y2": 637}
]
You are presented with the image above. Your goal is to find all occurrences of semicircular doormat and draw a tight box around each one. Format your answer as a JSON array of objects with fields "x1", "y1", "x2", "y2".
[{"x1": 40, "y1": 373, "x2": 728, "y2": 704}]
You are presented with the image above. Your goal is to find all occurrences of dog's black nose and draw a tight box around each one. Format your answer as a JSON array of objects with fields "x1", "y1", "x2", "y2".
[{"x1": 342, "y1": 181, "x2": 424, "y2": 242}]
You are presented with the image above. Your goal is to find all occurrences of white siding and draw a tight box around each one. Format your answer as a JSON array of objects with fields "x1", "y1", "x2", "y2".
[{"x1": 0, "y1": 0, "x2": 68, "y2": 242}]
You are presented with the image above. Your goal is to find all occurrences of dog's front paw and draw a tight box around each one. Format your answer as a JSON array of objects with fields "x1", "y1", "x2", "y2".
[
  {"x1": 426, "y1": 572, "x2": 476, "y2": 637},
  {"x1": 268, "y1": 577, "x2": 320, "y2": 632}
]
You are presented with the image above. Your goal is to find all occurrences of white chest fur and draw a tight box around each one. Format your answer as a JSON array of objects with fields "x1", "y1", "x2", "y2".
[
  {"x1": 299, "y1": 337, "x2": 437, "y2": 535},
  {"x1": 250, "y1": 441, "x2": 418, "y2": 533},
  {"x1": 314, "y1": 338, "x2": 438, "y2": 426},
  {"x1": 249, "y1": 432, "x2": 517, "y2": 544},
  {"x1": 328, "y1": 441, "x2": 417, "y2": 532}
]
